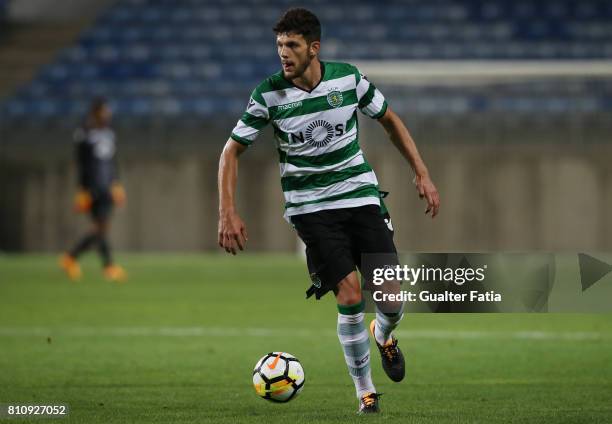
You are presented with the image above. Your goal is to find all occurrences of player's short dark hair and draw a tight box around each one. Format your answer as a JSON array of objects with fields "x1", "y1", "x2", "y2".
[{"x1": 273, "y1": 8, "x2": 321, "y2": 43}]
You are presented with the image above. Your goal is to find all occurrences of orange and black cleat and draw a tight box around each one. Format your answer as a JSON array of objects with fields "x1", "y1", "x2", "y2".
[
  {"x1": 370, "y1": 320, "x2": 405, "y2": 382},
  {"x1": 104, "y1": 264, "x2": 127, "y2": 283},
  {"x1": 59, "y1": 253, "x2": 82, "y2": 281},
  {"x1": 358, "y1": 392, "x2": 381, "y2": 414}
]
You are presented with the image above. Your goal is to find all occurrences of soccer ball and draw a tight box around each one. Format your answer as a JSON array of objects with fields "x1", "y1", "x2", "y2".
[{"x1": 252, "y1": 352, "x2": 305, "y2": 402}]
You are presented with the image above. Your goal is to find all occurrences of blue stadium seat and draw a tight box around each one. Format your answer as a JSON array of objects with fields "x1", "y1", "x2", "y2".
[
  {"x1": 2, "y1": 0, "x2": 612, "y2": 123},
  {"x1": 0, "y1": 0, "x2": 8, "y2": 24}
]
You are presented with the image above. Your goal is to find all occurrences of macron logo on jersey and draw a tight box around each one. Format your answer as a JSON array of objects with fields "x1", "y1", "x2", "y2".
[{"x1": 278, "y1": 101, "x2": 303, "y2": 111}]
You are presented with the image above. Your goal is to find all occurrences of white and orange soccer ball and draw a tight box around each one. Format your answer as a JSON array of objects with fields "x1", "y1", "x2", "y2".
[{"x1": 252, "y1": 352, "x2": 305, "y2": 402}]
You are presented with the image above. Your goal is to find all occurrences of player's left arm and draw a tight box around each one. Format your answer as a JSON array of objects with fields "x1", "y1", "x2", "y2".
[
  {"x1": 110, "y1": 147, "x2": 126, "y2": 207},
  {"x1": 377, "y1": 107, "x2": 440, "y2": 218}
]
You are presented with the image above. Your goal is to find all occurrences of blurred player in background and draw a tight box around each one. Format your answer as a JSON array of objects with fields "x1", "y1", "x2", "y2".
[
  {"x1": 59, "y1": 97, "x2": 127, "y2": 282},
  {"x1": 218, "y1": 8, "x2": 439, "y2": 414}
]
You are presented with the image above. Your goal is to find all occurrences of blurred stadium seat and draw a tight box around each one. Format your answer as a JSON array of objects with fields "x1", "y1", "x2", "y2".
[
  {"x1": 1, "y1": 0, "x2": 612, "y2": 124},
  {"x1": 0, "y1": 0, "x2": 7, "y2": 26}
]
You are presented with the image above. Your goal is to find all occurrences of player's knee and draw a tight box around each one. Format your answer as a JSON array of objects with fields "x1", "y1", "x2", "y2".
[
  {"x1": 93, "y1": 220, "x2": 109, "y2": 235},
  {"x1": 335, "y1": 273, "x2": 362, "y2": 305},
  {"x1": 343, "y1": 293, "x2": 362, "y2": 306},
  {"x1": 336, "y1": 285, "x2": 362, "y2": 306}
]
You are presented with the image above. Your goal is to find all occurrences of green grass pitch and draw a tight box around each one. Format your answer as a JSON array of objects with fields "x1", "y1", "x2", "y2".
[{"x1": 1, "y1": 254, "x2": 611, "y2": 423}]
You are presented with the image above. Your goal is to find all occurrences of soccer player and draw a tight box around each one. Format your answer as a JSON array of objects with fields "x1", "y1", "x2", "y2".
[
  {"x1": 218, "y1": 8, "x2": 440, "y2": 413},
  {"x1": 59, "y1": 97, "x2": 127, "y2": 282}
]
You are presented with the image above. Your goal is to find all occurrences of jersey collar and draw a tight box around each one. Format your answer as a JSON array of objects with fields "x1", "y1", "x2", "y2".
[{"x1": 283, "y1": 61, "x2": 325, "y2": 94}]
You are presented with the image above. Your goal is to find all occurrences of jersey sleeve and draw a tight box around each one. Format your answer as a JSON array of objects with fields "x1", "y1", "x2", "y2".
[
  {"x1": 230, "y1": 88, "x2": 270, "y2": 146},
  {"x1": 355, "y1": 68, "x2": 388, "y2": 119}
]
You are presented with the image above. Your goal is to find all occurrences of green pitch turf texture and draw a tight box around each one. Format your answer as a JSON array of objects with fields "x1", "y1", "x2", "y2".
[{"x1": 0, "y1": 254, "x2": 611, "y2": 424}]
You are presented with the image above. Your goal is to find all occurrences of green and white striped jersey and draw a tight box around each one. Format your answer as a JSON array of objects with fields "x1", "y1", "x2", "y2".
[{"x1": 230, "y1": 61, "x2": 388, "y2": 219}]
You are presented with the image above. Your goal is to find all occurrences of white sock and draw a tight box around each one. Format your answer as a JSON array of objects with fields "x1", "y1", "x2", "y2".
[
  {"x1": 374, "y1": 306, "x2": 404, "y2": 346},
  {"x1": 337, "y1": 309, "x2": 375, "y2": 398}
]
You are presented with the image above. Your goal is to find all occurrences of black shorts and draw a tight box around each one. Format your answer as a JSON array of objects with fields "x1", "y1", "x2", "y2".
[
  {"x1": 90, "y1": 189, "x2": 113, "y2": 220},
  {"x1": 291, "y1": 204, "x2": 398, "y2": 299}
]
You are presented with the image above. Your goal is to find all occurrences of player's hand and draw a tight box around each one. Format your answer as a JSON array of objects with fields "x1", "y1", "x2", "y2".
[
  {"x1": 73, "y1": 189, "x2": 92, "y2": 213},
  {"x1": 414, "y1": 174, "x2": 440, "y2": 218},
  {"x1": 218, "y1": 210, "x2": 248, "y2": 255},
  {"x1": 111, "y1": 182, "x2": 126, "y2": 207}
]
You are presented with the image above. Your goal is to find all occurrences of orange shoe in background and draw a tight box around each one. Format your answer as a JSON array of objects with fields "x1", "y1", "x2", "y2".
[
  {"x1": 104, "y1": 264, "x2": 127, "y2": 282},
  {"x1": 59, "y1": 254, "x2": 82, "y2": 281}
]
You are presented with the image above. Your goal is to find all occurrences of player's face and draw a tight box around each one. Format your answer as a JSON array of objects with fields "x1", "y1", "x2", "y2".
[
  {"x1": 277, "y1": 33, "x2": 313, "y2": 79},
  {"x1": 95, "y1": 104, "x2": 113, "y2": 127}
]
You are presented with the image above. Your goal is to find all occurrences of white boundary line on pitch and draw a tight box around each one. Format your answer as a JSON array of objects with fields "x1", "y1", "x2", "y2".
[
  {"x1": 0, "y1": 327, "x2": 608, "y2": 341},
  {"x1": 353, "y1": 60, "x2": 612, "y2": 85}
]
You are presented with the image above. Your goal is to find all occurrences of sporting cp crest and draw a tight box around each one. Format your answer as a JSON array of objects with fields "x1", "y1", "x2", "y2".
[
  {"x1": 326, "y1": 90, "x2": 343, "y2": 108},
  {"x1": 310, "y1": 272, "x2": 322, "y2": 288}
]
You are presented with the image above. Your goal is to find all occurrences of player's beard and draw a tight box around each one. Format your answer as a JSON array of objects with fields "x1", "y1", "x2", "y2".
[{"x1": 284, "y1": 53, "x2": 312, "y2": 80}]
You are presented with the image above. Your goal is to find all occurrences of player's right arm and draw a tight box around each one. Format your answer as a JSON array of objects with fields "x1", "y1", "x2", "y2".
[
  {"x1": 218, "y1": 86, "x2": 270, "y2": 254},
  {"x1": 73, "y1": 128, "x2": 93, "y2": 212},
  {"x1": 218, "y1": 139, "x2": 249, "y2": 255}
]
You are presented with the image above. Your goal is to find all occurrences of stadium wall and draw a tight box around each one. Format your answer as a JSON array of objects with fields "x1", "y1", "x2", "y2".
[
  {"x1": 6, "y1": 0, "x2": 115, "y2": 22},
  {"x1": 1, "y1": 121, "x2": 611, "y2": 252}
]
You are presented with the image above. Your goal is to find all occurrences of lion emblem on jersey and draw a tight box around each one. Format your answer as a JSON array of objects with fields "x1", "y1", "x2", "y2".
[{"x1": 326, "y1": 90, "x2": 343, "y2": 108}]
